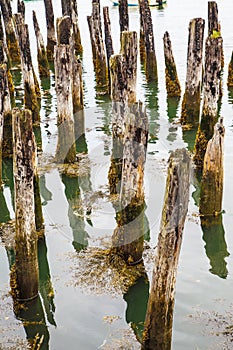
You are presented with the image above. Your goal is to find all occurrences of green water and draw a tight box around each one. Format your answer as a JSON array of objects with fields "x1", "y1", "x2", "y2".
[{"x1": 1, "y1": 0, "x2": 233, "y2": 349}]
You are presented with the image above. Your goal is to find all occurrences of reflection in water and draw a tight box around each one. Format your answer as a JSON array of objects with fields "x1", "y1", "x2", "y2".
[
  {"x1": 124, "y1": 275, "x2": 149, "y2": 343},
  {"x1": 182, "y1": 127, "x2": 198, "y2": 152},
  {"x1": 201, "y1": 215, "x2": 229, "y2": 279},
  {"x1": 144, "y1": 81, "x2": 159, "y2": 144},
  {"x1": 62, "y1": 174, "x2": 89, "y2": 252},
  {"x1": 228, "y1": 87, "x2": 233, "y2": 104},
  {"x1": 14, "y1": 296, "x2": 50, "y2": 350},
  {"x1": 38, "y1": 237, "x2": 56, "y2": 326},
  {"x1": 167, "y1": 96, "x2": 180, "y2": 123},
  {"x1": 0, "y1": 188, "x2": 10, "y2": 223},
  {"x1": 2, "y1": 158, "x2": 14, "y2": 211},
  {"x1": 40, "y1": 174, "x2": 53, "y2": 206}
]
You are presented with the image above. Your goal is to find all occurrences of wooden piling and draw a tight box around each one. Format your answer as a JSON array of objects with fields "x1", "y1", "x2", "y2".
[
  {"x1": 43, "y1": 0, "x2": 56, "y2": 61},
  {"x1": 32, "y1": 11, "x2": 50, "y2": 78},
  {"x1": 193, "y1": 36, "x2": 222, "y2": 169},
  {"x1": 57, "y1": 16, "x2": 83, "y2": 113},
  {"x1": 138, "y1": 0, "x2": 157, "y2": 82},
  {"x1": 208, "y1": 1, "x2": 224, "y2": 69},
  {"x1": 54, "y1": 44, "x2": 76, "y2": 163},
  {"x1": 103, "y1": 6, "x2": 114, "y2": 68},
  {"x1": 163, "y1": 31, "x2": 181, "y2": 98},
  {"x1": 17, "y1": 0, "x2": 25, "y2": 21},
  {"x1": 87, "y1": 2, "x2": 108, "y2": 90},
  {"x1": 227, "y1": 51, "x2": 233, "y2": 87},
  {"x1": 15, "y1": 16, "x2": 40, "y2": 124},
  {"x1": 12, "y1": 108, "x2": 39, "y2": 301},
  {"x1": 119, "y1": 0, "x2": 129, "y2": 33},
  {"x1": 0, "y1": 0, "x2": 20, "y2": 62},
  {"x1": 181, "y1": 18, "x2": 205, "y2": 128},
  {"x1": 142, "y1": 148, "x2": 191, "y2": 350},
  {"x1": 61, "y1": 0, "x2": 83, "y2": 55},
  {"x1": 199, "y1": 118, "x2": 224, "y2": 216},
  {"x1": 112, "y1": 102, "x2": 148, "y2": 265},
  {"x1": 0, "y1": 64, "x2": 5, "y2": 186}
]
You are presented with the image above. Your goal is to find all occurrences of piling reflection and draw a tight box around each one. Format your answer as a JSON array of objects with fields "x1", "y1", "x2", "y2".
[
  {"x1": 201, "y1": 215, "x2": 229, "y2": 279},
  {"x1": 123, "y1": 275, "x2": 149, "y2": 343},
  {"x1": 166, "y1": 96, "x2": 180, "y2": 143},
  {"x1": 144, "y1": 81, "x2": 159, "y2": 145},
  {"x1": 13, "y1": 296, "x2": 50, "y2": 350}
]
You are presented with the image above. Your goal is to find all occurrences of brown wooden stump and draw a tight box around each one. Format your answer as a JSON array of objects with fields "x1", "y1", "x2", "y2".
[
  {"x1": 0, "y1": 64, "x2": 5, "y2": 186},
  {"x1": 120, "y1": 31, "x2": 137, "y2": 104},
  {"x1": 112, "y1": 102, "x2": 148, "y2": 265},
  {"x1": 0, "y1": 0, "x2": 20, "y2": 62},
  {"x1": 61, "y1": 0, "x2": 83, "y2": 55},
  {"x1": 54, "y1": 44, "x2": 76, "y2": 163},
  {"x1": 193, "y1": 36, "x2": 222, "y2": 169},
  {"x1": 208, "y1": 1, "x2": 224, "y2": 70},
  {"x1": 17, "y1": 0, "x2": 25, "y2": 21},
  {"x1": 57, "y1": 16, "x2": 83, "y2": 113},
  {"x1": 227, "y1": 51, "x2": 233, "y2": 87},
  {"x1": 142, "y1": 148, "x2": 191, "y2": 350},
  {"x1": 138, "y1": 0, "x2": 157, "y2": 82},
  {"x1": 43, "y1": 0, "x2": 56, "y2": 61},
  {"x1": 163, "y1": 31, "x2": 181, "y2": 98},
  {"x1": 32, "y1": 11, "x2": 50, "y2": 78},
  {"x1": 15, "y1": 16, "x2": 41, "y2": 124},
  {"x1": 181, "y1": 18, "x2": 205, "y2": 128},
  {"x1": 87, "y1": 2, "x2": 108, "y2": 91},
  {"x1": 103, "y1": 6, "x2": 114, "y2": 68},
  {"x1": 119, "y1": 0, "x2": 129, "y2": 32},
  {"x1": 199, "y1": 118, "x2": 224, "y2": 216},
  {"x1": 12, "y1": 108, "x2": 39, "y2": 301}
]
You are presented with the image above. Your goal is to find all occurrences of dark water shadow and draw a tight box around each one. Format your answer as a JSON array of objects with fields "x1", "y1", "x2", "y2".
[
  {"x1": 123, "y1": 274, "x2": 149, "y2": 343},
  {"x1": 201, "y1": 215, "x2": 229, "y2": 279}
]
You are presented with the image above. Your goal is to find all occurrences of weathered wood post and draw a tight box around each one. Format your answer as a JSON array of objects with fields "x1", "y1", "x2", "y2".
[
  {"x1": 0, "y1": 0, "x2": 20, "y2": 62},
  {"x1": 57, "y1": 15, "x2": 83, "y2": 113},
  {"x1": 103, "y1": 6, "x2": 114, "y2": 68},
  {"x1": 12, "y1": 108, "x2": 39, "y2": 301},
  {"x1": 54, "y1": 42, "x2": 76, "y2": 163},
  {"x1": 208, "y1": 1, "x2": 219, "y2": 36},
  {"x1": 112, "y1": 102, "x2": 148, "y2": 265},
  {"x1": 15, "y1": 15, "x2": 41, "y2": 124},
  {"x1": 227, "y1": 51, "x2": 233, "y2": 87},
  {"x1": 193, "y1": 35, "x2": 222, "y2": 169},
  {"x1": 142, "y1": 148, "x2": 191, "y2": 350},
  {"x1": 119, "y1": 0, "x2": 129, "y2": 32},
  {"x1": 163, "y1": 31, "x2": 181, "y2": 98},
  {"x1": 32, "y1": 10, "x2": 50, "y2": 78},
  {"x1": 61, "y1": 0, "x2": 83, "y2": 55},
  {"x1": 181, "y1": 18, "x2": 205, "y2": 128},
  {"x1": 108, "y1": 31, "x2": 137, "y2": 193},
  {"x1": 138, "y1": 0, "x2": 157, "y2": 82},
  {"x1": 43, "y1": 0, "x2": 57, "y2": 61},
  {"x1": 87, "y1": 1, "x2": 109, "y2": 91},
  {"x1": 0, "y1": 64, "x2": 5, "y2": 186},
  {"x1": 17, "y1": 0, "x2": 25, "y2": 21},
  {"x1": 199, "y1": 118, "x2": 224, "y2": 216}
]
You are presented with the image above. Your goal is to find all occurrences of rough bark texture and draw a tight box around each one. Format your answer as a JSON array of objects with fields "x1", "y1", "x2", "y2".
[
  {"x1": 120, "y1": 31, "x2": 137, "y2": 104},
  {"x1": 61, "y1": 0, "x2": 82, "y2": 55},
  {"x1": 12, "y1": 108, "x2": 39, "y2": 301},
  {"x1": 54, "y1": 44, "x2": 76, "y2": 163},
  {"x1": 138, "y1": 0, "x2": 158, "y2": 82},
  {"x1": 112, "y1": 102, "x2": 148, "y2": 265},
  {"x1": 0, "y1": 61, "x2": 12, "y2": 158},
  {"x1": 0, "y1": 64, "x2": 5, "y2": 186},
  {"x1": 208, "y1": 1, "x2": 219, "y2": 36},
  {"x1": 33, "y1": 11, "x2": 50, "y2": 78},
  {"x1": 119, "y1": 0, "x2": 129, "y2": 32},
  {"x1": 227, "y1": 51, "x2": 233, "y2": 87},
  {"x1": 17, "y1": 0, "x2": 25, "y2": 21},
  {"x1": 181, "y1": 18, "x2": 205, "y2": 127},
  {"x1": 200, "y1": 118, "x2": 224, "y2": 216},
  {"x1": 163, "y1": 31, "x2": 181, "y2": 97},
  {"x1": 142, "y1": 148, "x2": 191, "y2": 350},
  {"x1": 87, "y1": 3, "x2": 108, "y2": 90},
  {"x1": 57, "y1": 16, "x2": 83, "y2": 113},
  {"x1": 15, "y1": 17, "x2": 40, "y2": 124},
  {"x1": 0, "y1": 0, "x2": 20, "y2": 62},
  {"x1": 194, "y1": 36, "x2": 222, "y2": 169},
  {"x1": 103, "y1": 6, "x2": 114, "y2": 68},
  {"x1": 43, "y1": 0, "x2": 56, "y2": 60}
]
